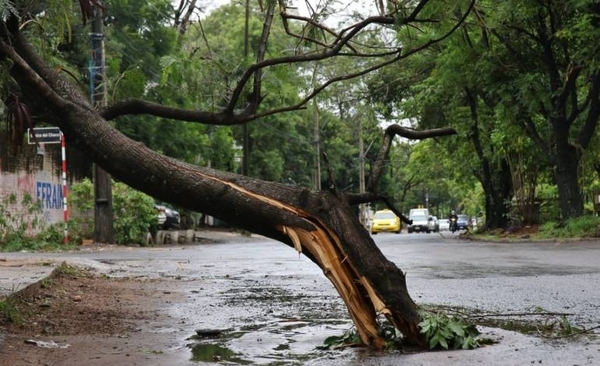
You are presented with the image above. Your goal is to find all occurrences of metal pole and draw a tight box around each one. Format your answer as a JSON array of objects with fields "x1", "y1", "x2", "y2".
[{"x1": 61, "y1": 133, "x2": 69, "y2": 244}]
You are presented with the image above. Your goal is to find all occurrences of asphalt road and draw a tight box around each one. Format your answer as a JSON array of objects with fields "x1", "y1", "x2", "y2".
[
  {"x1": 377, "y1": 231, "x2": 600, "y2": 326},
  {"x1": 1, "y1": 229, "x2": 599, "y2": 365}
]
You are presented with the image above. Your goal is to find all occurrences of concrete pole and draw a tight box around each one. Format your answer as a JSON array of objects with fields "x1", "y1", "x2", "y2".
[
  {"x1": 91, "y1": 6, "x2": 114, "y2": 243},
  {"x1": 358, "y1": 117, "x2": 367, "y2": 227}
]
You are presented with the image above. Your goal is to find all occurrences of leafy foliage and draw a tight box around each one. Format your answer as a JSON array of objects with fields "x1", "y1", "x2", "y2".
[
  {"x1": 319, "y1": 311, "x2": 483, "y2": 351},
  {"x1": 419, "y1": 310, "x2": 481, "y2": 350},
  {"x1": 538, "y1": 215, "x2": 600, "y2": 239},
  {"x1": 70, "y1": 178, "x2": 157, "y2": 245},
  {"x1": 0, "y1": 0, "x2": 17, "y2": 21},
  {"x1": 317, "y1": 327, "x2": 362, "y2": 350},
  {"x1": 68, "y1": 178, "x2": 95, "y2": 242},
  {"x1": 0, "y1": 192, "x2": 77, "y2": 252},
  {"x1": 0, "y1": 193, "x2": 41, "y2": 247},
  {"x1": 4, "y1": 94, "x2": 34, "y2": 155},
  {"x1": 112, "y1": 182, "x2": 156, "y2": 245}
]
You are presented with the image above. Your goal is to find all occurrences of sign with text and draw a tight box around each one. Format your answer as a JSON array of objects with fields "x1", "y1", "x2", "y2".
[{"x1": 27, "y1": 127, "x2": 62, "y2": 144}]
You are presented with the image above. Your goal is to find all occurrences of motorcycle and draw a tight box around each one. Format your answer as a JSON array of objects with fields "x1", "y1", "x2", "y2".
[{"x1": 450, "y1": 217, "x2": 457, "y2": 233}]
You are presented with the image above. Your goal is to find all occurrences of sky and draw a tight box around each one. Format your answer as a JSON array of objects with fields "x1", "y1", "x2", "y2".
[{"x1": 191, "y1": 0, "x2": 379, "y2": 25}]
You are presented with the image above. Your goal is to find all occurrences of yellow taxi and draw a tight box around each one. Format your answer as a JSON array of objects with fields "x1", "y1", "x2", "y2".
[{"x1": 370, "y1": 209, "x2": 401, "y2": 234}]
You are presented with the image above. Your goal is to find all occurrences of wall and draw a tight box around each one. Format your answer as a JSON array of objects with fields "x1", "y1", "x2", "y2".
[{"x1": 0, "y1": 142, "x2": 68, "y2": 235}]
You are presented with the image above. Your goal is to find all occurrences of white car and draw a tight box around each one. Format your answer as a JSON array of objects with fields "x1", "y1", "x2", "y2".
[
  {"x1": 155, "y1": 204, "x2": 181, "y2": 230},
  {"x1": 439, "y1": 219, "x2": 450, "y2": 231},
  {"x1": 428, "y1": 216, "x2": 440, "y2": 232}
]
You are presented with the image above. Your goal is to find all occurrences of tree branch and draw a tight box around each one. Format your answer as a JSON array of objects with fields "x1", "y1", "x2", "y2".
[
  {"x1": 578, "y1": 73, "x2": 600, "y2": 149},
  {"x1": 96, "y1": 0, "x2": 477, "y2": 124},
  {"x1": 0, "y1": 38, "x2": 70, "y2": 111},
  {"x1": 366, "y1": 124, "x2": 456, "y2": 192},
  {"x1": 344, "y1": 192, "x2": 412, "y2": 224}
]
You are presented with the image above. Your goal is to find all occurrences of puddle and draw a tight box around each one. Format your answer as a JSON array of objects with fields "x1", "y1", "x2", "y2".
[
  {"x1": 184, "y1": 317, "x2": 355, "y2": 365},
  {"x1": 189, "y1": 343, "x2": 252, "y2": 364}
]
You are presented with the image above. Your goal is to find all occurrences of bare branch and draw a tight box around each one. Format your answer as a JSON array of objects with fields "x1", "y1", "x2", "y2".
[
  {"x1": 578, "y1": 73, "x2": 600, "y2": 149},
  {"x1": 11, "y1": 1, "x2": 475, "y2": 131},
  {"x1": 366, "y1": 124, "x2": 456, "y2": 192},
  {"x1": 99, "y1": 0, "x2": 475, "y2": 126},
  {"x1": 345, "y1": 191, "x2": 411, "y2": 224},
  {"x1": 175, "y1": 0, "x2": 198, "y2": 35},
  {"x1": 245, "y1": 0, "x2": 276, "y2": 115},
  {"x1": 100, "y1": 99, "x2": 253, "y2": 124}
]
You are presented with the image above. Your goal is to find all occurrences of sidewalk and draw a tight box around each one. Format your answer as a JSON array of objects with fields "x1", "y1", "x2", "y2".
[
  {"x1": 0, "y1": 228, "x2": 263, "y2": 299},
  {"x1": 0, "y1": 259, "x2": 57, "y2": 298}
]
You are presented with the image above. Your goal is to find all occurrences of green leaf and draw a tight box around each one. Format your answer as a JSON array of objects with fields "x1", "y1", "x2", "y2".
[{"x1": 448, "y1": 320, "x2": 466, "y2": 337}]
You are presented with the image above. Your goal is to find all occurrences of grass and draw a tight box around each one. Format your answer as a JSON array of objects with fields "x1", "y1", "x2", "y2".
[
  {"x1": 1, "y1": 239, "x2": 78, "y2": 252},
  {"x1": 537, "y1": 215, "x2": 600, "y2": 239},
  {"x1": 55, "y1": 262, "x2": 80, "y2": 276},
  {"x1": 468, "y1": 215, "x2": 600, "y2": 241},
  {"x1": 0, "y1": 298, "x2": 21, "y2": 324}
]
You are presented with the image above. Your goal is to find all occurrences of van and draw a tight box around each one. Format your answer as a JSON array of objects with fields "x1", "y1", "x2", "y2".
[
  {"x1": 409, "y1": 208, "x2": 429, "y2": 218},
  {"x1": 408, "y1": 208, "x2": 431, "y2": 233}
]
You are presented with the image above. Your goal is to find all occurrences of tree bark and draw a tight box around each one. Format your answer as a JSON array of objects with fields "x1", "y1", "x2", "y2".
[
  {"x1": 553, "y1": 123, "x2": 584, "y2": 219},
  {"x1": 481, "y1": 159, "x2": 512, "y2": 229}
]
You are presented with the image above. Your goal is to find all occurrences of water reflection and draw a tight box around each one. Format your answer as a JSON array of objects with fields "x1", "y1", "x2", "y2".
[{"x1": 189, "y1": 343, "x2": 252, "y2": 364}]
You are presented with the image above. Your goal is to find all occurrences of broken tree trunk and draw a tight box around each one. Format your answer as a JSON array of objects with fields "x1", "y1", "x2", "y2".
[
  {"x1": 58, "y1": 103, "x2": 425, "y2": 348},
  {"x1": 280, "y1": 192, "x2": 424, "y2": 348},
  {"x1": 1, "y1": 27, "x2": 425, "y2": 349}
]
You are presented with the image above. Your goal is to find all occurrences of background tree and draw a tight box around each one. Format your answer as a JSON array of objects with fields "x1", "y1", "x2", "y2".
[
  {"x1": 366, "y1": 4, "x2": 515, "y2": 229},
  {"x1": 478, "y1": 0, "x2": 600, "y2": 220},
  {"x1": 366, "y1": 0, "x2": 600, "y2": 228}
]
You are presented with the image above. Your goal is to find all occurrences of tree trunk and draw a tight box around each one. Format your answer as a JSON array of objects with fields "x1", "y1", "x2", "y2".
[
  {"x1": 481, "y1": 159, "x2": 512, "y2": 229},
  {"x1": 465, "y1": 88, "x2": 513, "y2": 230},
  {"x1": 554, "y1": 137, "x2": 584, "y2": 219},
  {"x1": 59, "y1": 102, "x2": 425, "y2": 348},
  {"x1": 93, "y1": 164, "x2": 114, "y2": 243}
]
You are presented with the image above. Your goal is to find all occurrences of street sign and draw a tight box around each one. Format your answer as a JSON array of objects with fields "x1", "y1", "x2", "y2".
[{"x1": 27, "y1": 127, "x2": 62, "y2": 144}]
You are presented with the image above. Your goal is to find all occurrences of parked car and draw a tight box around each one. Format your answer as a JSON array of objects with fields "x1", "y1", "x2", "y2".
[
  {"x1": 456, "y1": 214, "x2": 469, "y2": 230},
  {"x1": 428, "y1": 216, "x2": 440, "y2": 232},
  {"x1": 155, "y1": 204, "x2": 180, "y2": 230},
  {"x1": 371, "y1": 209, "x2": 401, "y2": 234},
  {"x1": 439, "y1": 219, "x2": 450, "y2": 231}
]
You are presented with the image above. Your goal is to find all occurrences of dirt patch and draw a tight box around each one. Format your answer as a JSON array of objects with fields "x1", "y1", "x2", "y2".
[{"x1": 0, "y1": 264, "x2": 187, "y2": 366}]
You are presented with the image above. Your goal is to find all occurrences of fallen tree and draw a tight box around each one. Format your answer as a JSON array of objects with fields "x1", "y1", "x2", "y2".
[{"x1": 0, "y1": 0, "x2": 470, "y2": 348}]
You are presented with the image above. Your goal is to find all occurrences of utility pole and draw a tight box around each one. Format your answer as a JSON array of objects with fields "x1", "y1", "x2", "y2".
[
  {"x1": 310, "y1": 65, "x2": 321, "y2": 191},
  {"x1": 90, "y1": 5, "x2": 114, "y2": 243},
  {"x1": 312, "y1": 99, "x2": 321, "y2": 191},
  {"x1": 242, "y1": 0, "x2": 250, "y2": 176},
  {"x1": 358, "y1": 116, "x2": 367, "y2": 227}
]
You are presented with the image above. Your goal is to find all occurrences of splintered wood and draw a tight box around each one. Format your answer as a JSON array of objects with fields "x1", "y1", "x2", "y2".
[{"x1": 278, "y1": 223, "x2": 386, "y2": 348}]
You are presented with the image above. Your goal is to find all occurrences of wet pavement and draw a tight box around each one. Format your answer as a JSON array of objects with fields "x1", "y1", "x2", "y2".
[{"x1": 1, "y1": 229, "x2": 599, "y2": 365}]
